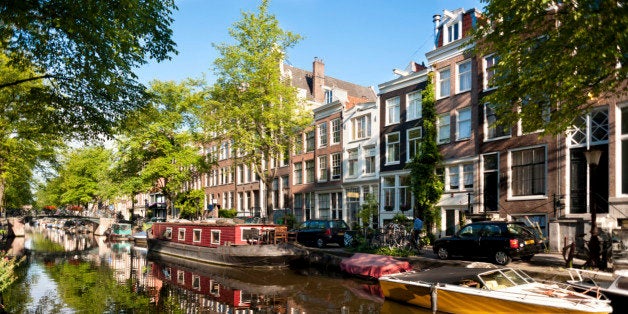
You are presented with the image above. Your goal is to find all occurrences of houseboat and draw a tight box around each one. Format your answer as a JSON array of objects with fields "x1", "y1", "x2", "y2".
[
  {"x1": 148, "y1": 219, "x2": 303, "y2": 268},
  {"x1": 105, "y1": 222, "x2": 133, "y2": 241}
]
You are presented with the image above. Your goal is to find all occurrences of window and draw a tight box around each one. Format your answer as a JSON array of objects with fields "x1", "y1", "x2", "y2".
[
  {"x1": 511, "y1": 146, "x2": 546, "y2": 197},
  {"x1": 483, "y1": 153, "x2": 499, "y2": 212},
  {"x1": 193, "y1": 275, "x2": 200, "y2": 290},
  {"x1": 306, "y1": 130, "x2": 315, "y2": 152},
  {"x1": 407, "y1": 91, "x2": 422, "y2": 121},
  {"x1": 438, "y1": 114, "x2": 451, "y2": 144},
  {"x1": 385, "y1": 132, "x2": 400, "y2": 164},
  {"x1": 193, "y1": 229, "x2": 201, "y2": 243},
  {"x1": 305, "y1": 160, "x2": 314, "y2": 183},
  {"x1": 407, "y1": 127, "x2": 422, "y2": 160},
  {"x1": 318, "y1": 156, "x2": 328, "y2": 181},
  {"x1": 348, "y1": 149, "x2": 358, "y2": 177},
  {"x1": 331, "y1": 118, "x2": 341, "y2": 144},
  {"x1": 177, "y1": 270, "x2": 185, "y2": 284},
  {"x1": 325, "y1": 89, "x2": 333, "y2": 104},
  {"x1": 211, "y1": 230, "x2": 220, "y2": 245},
  {"x1": 178, "y1": 228, "x2": 185, "y2": 241},
  {"x1": 318, "y1": 123, "x2": 328, "y2": 147},
  {"x1": 463, "y1": 164, "x2": 474, "y2": 189},
  {"x1": 352, "y1": 114, "x2": 371, "y2": 140},
  {"x1": 386, "y1": 97, "x2": 400, "y2": 125},
  {"x1": 438, "y1": 68, "x2": 451, "y2": 98},
  {"x1": 449, "y1": 166, "x2": 460, "y2": 190},
  {"x1": 164, "y1": 227, "x2": 172, "y2": 239},
  {"x1": 483, "y1": 54, "x2": 499, "y2": 90},
  {"x1": 383, "y1": 177, "x2": 396, "y2": 211},
  {"x1": 446, "y1": 22, "x2": 460, "y2": 43},
  {"x1": 457, "y1": 60, "x2": 472, "y2": 93},
  {"x1": 318, "y1": 194, "x2": 330, "y2": 212},
  {"x1": 331, "y1": 153, "x2": 341, "y2": 180},
  {"x1": 520, "y1": 97, "x2": 551, "y2": 134},
  {"x1": 568, "y1": 107, "x2": 609, "y2": 147},
  {"x1": 364, "y1": 147, "x2": 376, "y2": 174},
  {"x1": 294, "y1": 134, "x2": 303, "y2": 155},
  {"x1": 293, "y1": 162, "x2": 302, "y2": 184},
  {"x1": 622, "y1": 106, "x2": 628, "y2": 194},
  {"x1": 484, "y1": 103, "x2": 511, "y2": 139},
  {"x1": 457, "y1": 107, "x2": 472, "y2": 140}
]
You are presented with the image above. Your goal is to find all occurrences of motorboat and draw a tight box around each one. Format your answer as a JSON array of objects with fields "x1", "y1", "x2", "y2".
[
  {"x1": 567, "y1": 268, "x2": 628, "y2": 311},
  {"x1": 379, "y1": 266, "x2": 613, "y2": 313}
]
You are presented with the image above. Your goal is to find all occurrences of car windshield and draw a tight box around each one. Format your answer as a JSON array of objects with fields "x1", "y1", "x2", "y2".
[{"x1": 330, "y1": 221, "x2": 347, "y2": 229}]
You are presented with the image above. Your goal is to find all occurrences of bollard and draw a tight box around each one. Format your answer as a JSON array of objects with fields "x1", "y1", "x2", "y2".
[{"x1": 430, "y1": 283, "x2": 438, "y2": 313}]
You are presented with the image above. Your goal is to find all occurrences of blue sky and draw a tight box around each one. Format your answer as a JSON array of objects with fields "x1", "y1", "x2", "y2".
[{"x1": 136, "y1": 0, "x2": 484, "y2": 91}]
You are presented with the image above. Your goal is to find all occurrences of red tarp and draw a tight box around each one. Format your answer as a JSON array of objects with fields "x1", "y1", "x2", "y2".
[{"x1": 339, "y1": 253, "x2": 413, "y2": 279}]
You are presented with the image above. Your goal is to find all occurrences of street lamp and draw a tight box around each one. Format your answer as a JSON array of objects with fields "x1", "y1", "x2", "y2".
[{"x1": 584, "y1": 148, "x2": 602, "y2": 268}]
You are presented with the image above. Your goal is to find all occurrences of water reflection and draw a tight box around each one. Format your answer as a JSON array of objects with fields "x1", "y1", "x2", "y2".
[{"x1": 5, "y1": 225, "x2": 422, "y2": 313}]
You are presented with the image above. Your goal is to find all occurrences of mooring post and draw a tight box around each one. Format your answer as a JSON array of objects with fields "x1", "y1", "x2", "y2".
[{"x1": 430, "y1": 283, "x2": 438, "y2": 313}]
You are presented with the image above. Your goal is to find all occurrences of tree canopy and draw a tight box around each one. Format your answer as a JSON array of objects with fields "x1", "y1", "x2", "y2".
[
  {"x1": 207, "y1": 0, "x2": 311, "y2": 218},
  {"x1": 472, "y1": 0, "x2": 627, "y2": 134},
  {"x1": 0, "y1": 0, "x2": 177, "y2": 138}
]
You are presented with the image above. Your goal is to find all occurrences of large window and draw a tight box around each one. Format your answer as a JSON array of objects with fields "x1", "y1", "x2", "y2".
[
  {"x1": 364, "y1": 147, "x2": 376, "y2": 174},
  {"x1": 386, "y1": 97, "x2": 400, "y2": 125},
  {"x1": 407, "y1": 127, "x2": 422, "y2": 161},
  {"x1": 305, "y1": 160, "x2": 314, "y2": 183},
  {"x1": 348, "y1": 149, "x2": 358, "y2": 177},
  {"x1": 438, "y1": 113, "x2": 451, "y2": 144},
  {"x1": 484, "y1": 103, "x2": 511, "y2": 140},
  {"x1": 438, "y1": 68, "x2": 451, "y2": 98},
  {"x1": 407, "y1": 91, "x2": 422, "y2": 121},
  {"x1": 457, "y1": 60, "x2": 472, "y2": 93},
  {"x1": 318, "y1": 123, "x2": 328, "y2": 147},
  {"x1": 331, "y1": 118, "x2": 341, "y2": 144},
  {"x1": 318, "y1": 155, "x2": 328, "y2": 181},
  {"x1": 448, "y1": 166, "x2": 460, "y2": 190},
  {"x1": 385, "y1": 132, "x2": 400, "y2": 164},
  {"x1": 306, "y1": 130, "x2": 315, "y2": 152},
  {"x1": 622, "y1": 106, "x2": 628, "y2": 194},
  {"x1": 294, "y1": 134, "x2": 303, "y2": 154},
  {"x1": 483, "y1": 54, "x2": 499, "y2": 90},
  {"x1": 293, "y1": 162, "x2": 302, "y2": 185},
  {"x1": 352, "y1": 114, "x2": 371, "y2": 140},
  {"x1": 331, "y1": 153, "x2": 341, "y2": 180},
  {"x1": 457, "y1": 107, "x2": 472, "y2": 140},
  {"x1": 511, "y1": 147, "x2": 546, "y2": 197}
]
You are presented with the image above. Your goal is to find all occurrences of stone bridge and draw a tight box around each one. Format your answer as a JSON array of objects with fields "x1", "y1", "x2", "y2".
[{"x1": 2, "y1": 216, "x2": 118, "y2": 237}]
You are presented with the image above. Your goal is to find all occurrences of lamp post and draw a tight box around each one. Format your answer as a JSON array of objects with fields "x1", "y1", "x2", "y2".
[{"x1": 584, "y1": 148, "x2": 602, "y2": 268}]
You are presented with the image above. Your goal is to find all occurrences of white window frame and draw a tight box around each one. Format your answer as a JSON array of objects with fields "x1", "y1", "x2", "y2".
[
  {"x1": 386, "y1": 97, "x2": 400, "y2": 125},
  {"x1": 508, "y1": 145, "x2": 548, "y2": 200},
  {"x1": 385, "y1": 132, "x2": 400, "y2": 165},
  {"x1": 211, "y1": 230, "x2": 221, "y2": 245},
  {"x1": 437, "y1": 113, "x2": 451, "y2": 144},
  {"x1": 352, "y1": 114, "x2": 371, "y2": 140},
  {"x1": 318, "y1": 155, "x2": 328, "y2": 182},
  {"x1": 193, "y1": 229, "x2": 201, "y2": 243},
  {"x1": 456, "y1": 60, "x2": 472, "y2": 93},
  {"x1": 620, "y1": 104, "x2": 628, "y2": 196},
  {"x1": 293, "y1": 162, "x2": 302, "y2": 185},
  {"x1": 318, "y1": 122, "x2": 328, "y2": 148},
  {"x1": 456, "y1": 107, "x2": 472, "y2": 140},
  {"x1": 407, "y1": 91, "x2": 422, "y2": 121},
  {"x1": 406, "y1": 127, "x2": 423, "y2": 161},
  {"x1": 444, "y1": 20, "x2": 461, "y2": 44},
  {"x1": 483, "y1": 54, "x2": 499, "y2": 90},
  {"x1": 438, "y1": 67, "x2": 451, "y2": 99},
  {"x1": 331, "y1": 118, "x2": 341, "y2": 144},
  {"x1": 178, "y1": 228, "x2": 186, "y2": 241},
  {"x1": 364, "y1": 147, "x2": 376, "y2": 175},
  {"x1": 484, "y1": 103, "x2": 511, "y2": 141},
  {"x1": 348, "y1": 148, "x2": 358, "y2": 177},
  {"x1": 331, "y1": 153, "x2": 341, "y2": 180}
]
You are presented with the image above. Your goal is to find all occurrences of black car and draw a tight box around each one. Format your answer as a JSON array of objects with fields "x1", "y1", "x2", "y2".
[
  {"x1": 292, "y1": 219, "x2": 350, "y2": 248},
  {"x1": 433, "y1": 221, "x2": 543, "y2": 265}
]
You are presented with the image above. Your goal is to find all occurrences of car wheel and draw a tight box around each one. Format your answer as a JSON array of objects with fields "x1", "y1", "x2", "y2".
[
  {"x1": 494, "y1": 250, "x2": 512, "y2": 265},
  {"x1": 521, "y1": 254, "x2": 534, "y2": 261},
  {"x1": 437, "y1": 247, "x2": 449, "y2": 260},
  {"x1": 316, "y1": 238, "x2": 326, "y2": 248}
]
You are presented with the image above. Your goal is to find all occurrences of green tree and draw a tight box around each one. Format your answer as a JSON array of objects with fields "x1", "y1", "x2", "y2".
[
  {"x1": 117, "y1": 80, "x2": 208, "y2": 219},
  {"x1": 175, "y1": 189, "x2": 205, "y2": 220},
  {"x1": 0, "y1": 0, "x2": 177, "y2": 138},
  {"x1": 472, "y1": 0, "x2": 627, "y2": 134},
  {"x1": 206, "y1": 0, "x2": 311, "y2": 220},
  {"x1": 406, "y1": 73, "x2": 443, "y2": 233}
]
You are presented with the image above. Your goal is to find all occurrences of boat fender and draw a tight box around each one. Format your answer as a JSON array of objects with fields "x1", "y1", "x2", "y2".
[{"x1": 430, "y1": 283, "x2": 438, "y2": 313}]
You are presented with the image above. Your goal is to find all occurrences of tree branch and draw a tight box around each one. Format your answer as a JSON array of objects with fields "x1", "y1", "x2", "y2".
[{"x1": 0, "y1": 74, "x2": 57, "y2": 89}]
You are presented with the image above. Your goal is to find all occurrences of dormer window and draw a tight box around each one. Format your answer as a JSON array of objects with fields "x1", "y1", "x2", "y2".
[
  {"x1": 325, "y1": 89, "x2": 333, "y2": 104},
  {"x1": 447, "y1": 23, "x2": 459, "y2": 42}
]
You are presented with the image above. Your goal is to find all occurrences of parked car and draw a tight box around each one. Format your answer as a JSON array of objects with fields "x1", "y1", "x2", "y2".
[
  {"x1": 433, "y1": 221, "x2": 543, "y2": 265},
  {"x1": 291, "y1": 219, "x2": 350, "y2": 248}
]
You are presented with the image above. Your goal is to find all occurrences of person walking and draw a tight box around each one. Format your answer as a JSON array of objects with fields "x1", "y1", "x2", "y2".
[{"x1": 412, "y1": 217, "x2": 423, "y2": 251}]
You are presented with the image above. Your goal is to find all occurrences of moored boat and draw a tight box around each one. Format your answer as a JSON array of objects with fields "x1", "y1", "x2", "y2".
[
  {"x1": 567, "y1": 268, "x2": 628, "y2": 310},
  {"x1": 105, "y1": 222, "x2": 133, "y2": 241},
  {"x1": 379, "y1": 266, "x2": 613, "y2": 314},
  {"x1": 148, "y1": 219, "x2": 305, "y2": 268}
]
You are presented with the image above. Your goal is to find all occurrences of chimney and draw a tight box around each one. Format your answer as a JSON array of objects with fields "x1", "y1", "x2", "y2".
[
  {"x1": 433, "y1": 14, "x2": 441, "y2": 48},
  {"x1": 313, "y1": 57, "x2": 325, "y2": 103}
]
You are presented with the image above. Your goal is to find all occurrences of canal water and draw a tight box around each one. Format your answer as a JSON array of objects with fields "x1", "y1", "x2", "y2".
[{"x1": 2, "y1": 226, "x2": 430, "y2": 313}]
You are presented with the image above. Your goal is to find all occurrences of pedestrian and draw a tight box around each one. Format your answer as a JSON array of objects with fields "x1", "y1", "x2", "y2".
[{"x1": 412, "y1": 217, "x2": 423, "y2": 250}]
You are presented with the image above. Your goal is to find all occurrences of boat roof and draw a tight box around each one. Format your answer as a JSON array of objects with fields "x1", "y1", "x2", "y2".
[{"x1": 384, "y1": 266, "x2": 496, "y2": 284}]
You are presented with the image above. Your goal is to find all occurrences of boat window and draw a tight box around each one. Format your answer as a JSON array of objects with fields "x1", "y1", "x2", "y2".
[
  {"x1": 501, "y1": 269, "x2": 528, "y2": 285},
  {"x1": 193, "y1": 229, "x2": 201, "y2": 243},
  {"x1": 178, "y1": 228, "x2": 186, "y2": 241},
  {"x1": 164, "y1": 228, "x2": 172, "y2": 239},
  {"x1": 177, "y1": 270, "x2": 185, "y2": 284},
  {"x1": 193, "y1": 275, "x2": 201, "y2": 290},
  {"x1": 211, "y1": 230, "x2": 221, "y2": 244},
  {"x1": 479, "y1": 270, "x2": 517, "y2": 289}
]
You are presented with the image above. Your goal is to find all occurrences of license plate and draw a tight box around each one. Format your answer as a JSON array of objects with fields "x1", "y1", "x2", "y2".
[
  {"x1": 337, "y1": 232, "x2": 344, "y2": 236},
  {"x1": 525, "y1": 239, "x2": 535, "y2": 245}
]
